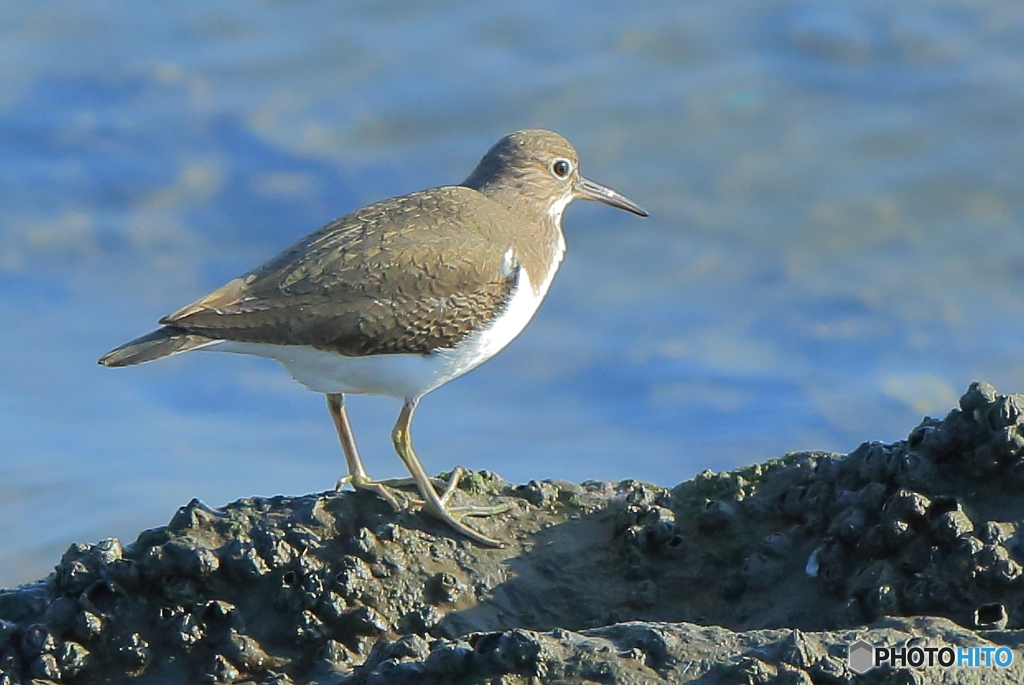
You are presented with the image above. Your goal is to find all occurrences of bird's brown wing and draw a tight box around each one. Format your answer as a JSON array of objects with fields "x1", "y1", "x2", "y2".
[{"x1": 161, "y1": 187, "x2": 519, "y2": 356}]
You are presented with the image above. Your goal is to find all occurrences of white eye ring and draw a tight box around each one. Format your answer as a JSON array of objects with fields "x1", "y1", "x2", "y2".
[{"x1": 551, "y1": 159, "x2": 572, "y2": 179}]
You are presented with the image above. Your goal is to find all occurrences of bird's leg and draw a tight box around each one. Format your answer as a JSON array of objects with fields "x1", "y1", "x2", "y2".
[
  {"x1": 327, "y1": 393, "x2": 409, "y2": 512},
  {"x1": 391, "y1": 398, "x2": 510, "y2": 547},
  {"x1": 328, "y1": 394, "x2": 448, "y2": 509}
]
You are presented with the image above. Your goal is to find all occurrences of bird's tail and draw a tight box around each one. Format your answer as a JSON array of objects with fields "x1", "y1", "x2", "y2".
[{"x1": 98, "y1": 327, "x2": 217, "y2": 367}]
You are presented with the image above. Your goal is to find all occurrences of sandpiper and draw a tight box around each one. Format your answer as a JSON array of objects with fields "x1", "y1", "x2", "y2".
[{"x1": 99, "y1": 129, "x2": 647, "y2": 546}]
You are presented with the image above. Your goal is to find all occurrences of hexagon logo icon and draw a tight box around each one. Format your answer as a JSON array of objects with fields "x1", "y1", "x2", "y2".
[{"x1": 848, "y1": 640, "x2": 875, "y2": 674}]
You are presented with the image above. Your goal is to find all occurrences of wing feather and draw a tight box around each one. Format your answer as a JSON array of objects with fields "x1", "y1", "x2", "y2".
[{"x1": 161, "y1": 187, "x2": 518, "y2": 356}]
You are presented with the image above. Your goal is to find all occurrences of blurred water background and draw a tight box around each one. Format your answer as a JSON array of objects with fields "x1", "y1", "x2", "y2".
[{"x1": 2, "y1": 0, "x2": 1024, "y2": 587}]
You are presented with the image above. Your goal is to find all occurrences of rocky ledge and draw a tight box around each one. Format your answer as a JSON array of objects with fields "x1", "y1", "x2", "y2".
[{"x1": 4, "y1": 381, "x2": 1024, "y2": 684}]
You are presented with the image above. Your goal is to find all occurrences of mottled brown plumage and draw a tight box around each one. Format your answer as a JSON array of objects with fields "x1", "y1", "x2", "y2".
[{"x1": 161, "y1": 187, "x2": 524, "y2": 356}]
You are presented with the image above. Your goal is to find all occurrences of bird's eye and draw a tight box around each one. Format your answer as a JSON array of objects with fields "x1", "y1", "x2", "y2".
[{"x1": 551, "y1": 159, "x2": 572, "y2": 179}]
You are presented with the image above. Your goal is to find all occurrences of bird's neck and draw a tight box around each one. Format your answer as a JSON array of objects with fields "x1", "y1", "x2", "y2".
[
  {"x1": 461, "y1": 176, "x2": 567, "y2": 297},
  {"x1": 463, "y1": 174, "x2": 565, "y2": 235}
]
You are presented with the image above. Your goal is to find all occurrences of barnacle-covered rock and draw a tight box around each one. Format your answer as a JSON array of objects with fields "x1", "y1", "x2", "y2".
[
  {"x1": 3, "y1": 383, "x2": 1024, "y2": 683},
  {"x1": 73, "y1": 610, "x2": 103, "y2": 643},
  {"x1": 117, "y1": 632, "x2": 149, "y2": 668},
  {"x1": 975, "y1": 603, "x2": 1009, "y2": 630},
  {"x1": 28, "y1": 652, "x2": 60, "y2": 681},
  {"x1": 20, "y1": 624, "x2": 55, "y2": 659},
  {"x1": 205, "y1": 653, "x2": 239, "y2": 684},
  {"x1": 223, "y1": 630, "x2": 271, "y2": 671},
  {"x1": 227, "y1": 545, "x2": 269, "y2": 582},
  {"x1": 930, "y1": 501, "x2": 974, "y2": 543},
  {"x1": 400, "y1": 605, "x2": 442, "y2": 635},
  {"x1": 515, "y1": 479, "x2": 559, "y2": 507},
  {"x1": 55, "y1": 641, "x2": 88, "y2": 678}
]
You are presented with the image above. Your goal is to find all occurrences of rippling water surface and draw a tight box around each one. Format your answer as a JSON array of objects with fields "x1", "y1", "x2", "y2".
[{"x1": 2, "y1": 0, "x2": 1024, "y2": 586}]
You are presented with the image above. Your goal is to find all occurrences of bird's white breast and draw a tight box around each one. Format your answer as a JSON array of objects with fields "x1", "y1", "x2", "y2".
[{"x1": 208, "y1": 245, "x2": 564, "y2": 400}]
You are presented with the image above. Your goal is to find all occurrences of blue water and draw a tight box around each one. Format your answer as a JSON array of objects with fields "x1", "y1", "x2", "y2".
[{"x1": 3, "y1": 0, "x2": 1024, "y2": 587}]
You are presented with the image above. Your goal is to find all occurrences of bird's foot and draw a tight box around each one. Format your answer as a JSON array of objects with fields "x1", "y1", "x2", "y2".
[
  {"x1": 423, "y1": 499, "x2": 512, "y2": 547},
  {"x1": 338, "y1": 468, "x2": 510, "y2": 547},
  {"x1": 422, "y1": 466, "x2": 512, "y2": 547},
  {"x1": 335, "y1": 472, "x2": 456, "y2": 512},
  {"x1": 335, "y1": 474, "x2": 411, "y2": 513}
]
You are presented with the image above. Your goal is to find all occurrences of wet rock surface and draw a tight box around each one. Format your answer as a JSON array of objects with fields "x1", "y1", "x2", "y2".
[{"x1": 4, "y1": 382, "x2": 1024, "y2": 683}]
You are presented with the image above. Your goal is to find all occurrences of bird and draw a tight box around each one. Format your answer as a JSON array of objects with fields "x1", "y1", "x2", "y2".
[{"x1": 99, "y1": 129, "x2": 648, "y2": 546}]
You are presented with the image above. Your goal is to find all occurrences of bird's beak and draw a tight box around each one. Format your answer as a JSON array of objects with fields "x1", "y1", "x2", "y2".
[{"x1": 575, "y1": 176, "x2": 649, "y2": 217}]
